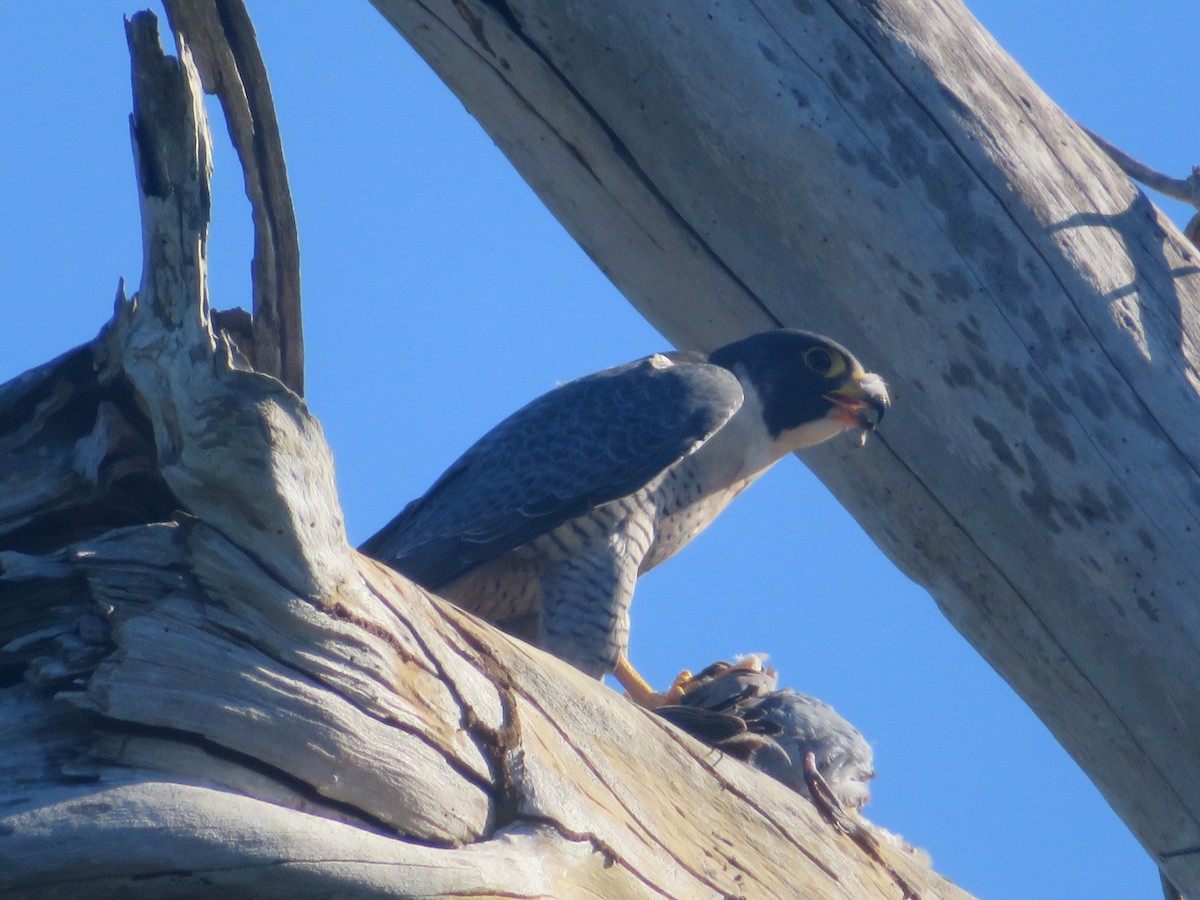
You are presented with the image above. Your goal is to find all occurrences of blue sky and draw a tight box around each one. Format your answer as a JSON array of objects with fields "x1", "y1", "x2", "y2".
[{"x1": 3, "y1": 4, "x2": 1195, "y2": 898}]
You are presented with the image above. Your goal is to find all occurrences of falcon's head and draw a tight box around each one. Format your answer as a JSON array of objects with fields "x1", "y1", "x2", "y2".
[{"x1": 708, "y1": 329, "x2": 890, "y2": 452}]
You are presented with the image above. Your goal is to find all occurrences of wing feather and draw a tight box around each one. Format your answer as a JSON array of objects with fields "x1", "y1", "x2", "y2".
[{"x1": 359, "y1": 353, "x2": 743, "y2": 588}]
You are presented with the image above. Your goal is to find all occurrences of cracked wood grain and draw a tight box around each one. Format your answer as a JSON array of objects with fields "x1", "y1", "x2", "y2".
[{"x1": 115, "y1": 11, "x2": 347, "y2": 602}]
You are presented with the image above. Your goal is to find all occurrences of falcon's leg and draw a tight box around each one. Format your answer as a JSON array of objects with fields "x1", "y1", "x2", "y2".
[{"x1": 539, "y1": 524, "x2": 645, "y2": 680}]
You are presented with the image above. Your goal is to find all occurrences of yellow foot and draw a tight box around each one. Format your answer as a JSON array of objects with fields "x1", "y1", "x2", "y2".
[
  {"x1": 613, "y1": 655, "x2": 694, "y2": 709},
  {"x1": 663, "y1": 667, "x2": 696, "y2": 704}
]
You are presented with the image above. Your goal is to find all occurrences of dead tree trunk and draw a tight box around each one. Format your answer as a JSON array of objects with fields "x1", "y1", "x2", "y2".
[
  {"x1": 370, "y1": 0, "x2": 1200, "y2": 894},
  {"x1": 0, "y1": 9, "x2": 967, "y2": 899}
]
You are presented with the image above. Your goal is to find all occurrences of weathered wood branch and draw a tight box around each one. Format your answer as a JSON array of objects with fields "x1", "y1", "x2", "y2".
[
  {"x1": 0, "y1": 9, "x2": 968, "y2": 898},
  {"x1": 160, "y1": 0, "x2": 305, "y2": 395},
  {"x1": 369, "y1": 0, "x2": 1200, "y2": 893}
]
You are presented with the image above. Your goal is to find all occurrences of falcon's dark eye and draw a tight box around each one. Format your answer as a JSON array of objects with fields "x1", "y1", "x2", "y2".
[{"x1": 804, "y1": 346, "x2": 845, "y2": 378}]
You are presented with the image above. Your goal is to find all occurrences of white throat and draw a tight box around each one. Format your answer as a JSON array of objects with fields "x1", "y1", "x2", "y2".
[{"x1": 738, "y1": 378, "x2": 849, "y2": 469}]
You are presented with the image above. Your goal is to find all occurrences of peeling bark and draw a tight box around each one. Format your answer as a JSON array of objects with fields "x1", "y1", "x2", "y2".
[{"x1": 0, "y1": 7, "x2": 969, "y2": 898}]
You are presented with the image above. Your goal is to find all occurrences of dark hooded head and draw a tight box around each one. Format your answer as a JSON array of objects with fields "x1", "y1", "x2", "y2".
[{"x1": 708, "y1": 329, "x2": 889, "y2": 448}]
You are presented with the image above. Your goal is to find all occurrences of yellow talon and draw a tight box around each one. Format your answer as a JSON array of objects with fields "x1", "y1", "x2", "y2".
[
  {"x1": 614, "y1": 655, "x2": 695, "y2": 709},
  {"x1": 663, "y1": 668, "x2": 696, "y2": 704}
]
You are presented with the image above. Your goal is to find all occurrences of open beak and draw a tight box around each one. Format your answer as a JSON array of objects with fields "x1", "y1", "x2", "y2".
[{"x1": 825, "y1": 372, "x2": 890, "y2": 444}]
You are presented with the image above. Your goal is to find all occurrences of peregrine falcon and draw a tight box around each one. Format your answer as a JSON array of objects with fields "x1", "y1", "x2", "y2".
[{"x1": 361, "y1": 329, "x2": 889, "y2": 702}]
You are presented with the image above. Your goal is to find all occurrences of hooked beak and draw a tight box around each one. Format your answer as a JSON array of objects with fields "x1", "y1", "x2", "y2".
[{"x1": 825, "y1": 372, "x2": 890, "y2": 443}]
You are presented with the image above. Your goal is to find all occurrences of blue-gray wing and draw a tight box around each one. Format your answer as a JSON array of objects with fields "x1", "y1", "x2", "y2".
[{"x1": 359, "y1": 353, "x2": 743, "y2": 589}]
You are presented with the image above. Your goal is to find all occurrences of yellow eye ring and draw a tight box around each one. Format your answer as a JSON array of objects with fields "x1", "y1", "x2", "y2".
[{"x1": 804, "y1": 346, "x2": 846, "y2": 378}]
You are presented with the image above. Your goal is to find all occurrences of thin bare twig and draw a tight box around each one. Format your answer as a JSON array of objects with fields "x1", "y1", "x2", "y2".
[
  {"x1": 1082, "y1": 125, "x2": 1200, "y2": 210},
  {"x1": 1083, "y1": 125, "x2": 1200, "y2": 249}
]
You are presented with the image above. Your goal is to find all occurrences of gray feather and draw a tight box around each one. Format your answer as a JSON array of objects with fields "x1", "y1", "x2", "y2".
[{"x1": 656, "y1": 659, "x2": 875, "y2": 810}]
